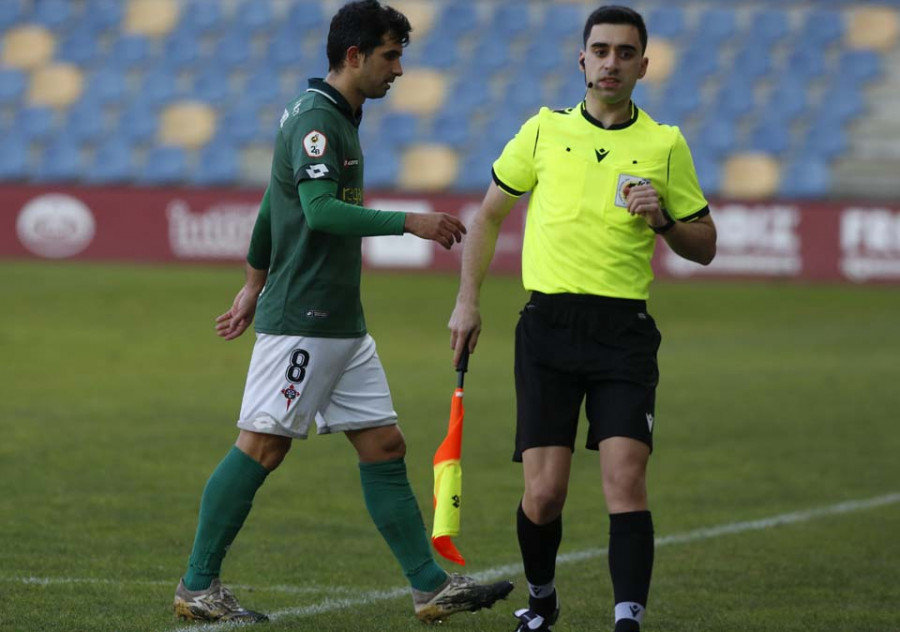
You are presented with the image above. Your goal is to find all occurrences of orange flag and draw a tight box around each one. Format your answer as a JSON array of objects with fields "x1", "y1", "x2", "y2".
[{"x1": 431, "y1": 346, "x2": 469, "y2": 565}]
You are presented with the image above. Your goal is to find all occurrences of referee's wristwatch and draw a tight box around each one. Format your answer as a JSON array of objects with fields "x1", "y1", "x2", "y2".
[{"x1": 650, "y1": 209, "x2": 676, "y2": 234}]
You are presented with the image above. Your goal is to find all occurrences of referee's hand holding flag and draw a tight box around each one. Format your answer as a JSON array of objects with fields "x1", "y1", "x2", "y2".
[{"x1": 431, "y1": 343, "x2": 470, "y2": 565}]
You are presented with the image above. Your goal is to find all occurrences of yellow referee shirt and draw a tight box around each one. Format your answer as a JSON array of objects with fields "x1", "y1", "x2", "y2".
[{"x1": 492, "y1": 101, "x2": 708, "y2": 300}]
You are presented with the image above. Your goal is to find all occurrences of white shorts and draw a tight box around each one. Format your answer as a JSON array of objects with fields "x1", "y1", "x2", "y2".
[{"x1": 237, "y1": 333, "x2": 397, "y2": 439}]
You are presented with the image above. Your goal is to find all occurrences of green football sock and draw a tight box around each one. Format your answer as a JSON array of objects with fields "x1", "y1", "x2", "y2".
[
  {"x1": 183, "y1": 446, "x2": 270, "y2": 591},
  {"x1": 359, "y1": 458, "x2": 448, "y2": 592}
]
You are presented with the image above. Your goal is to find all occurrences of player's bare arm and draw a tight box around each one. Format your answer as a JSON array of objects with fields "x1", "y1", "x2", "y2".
[
  {"x1": 215, "y1": 264, "x2": 268, "y2": 341},
  {"x1": 448, "y1": 182, "x2": 518, "y2": 366},
  {"x1": 404, "y1": 212, "x2": 467, "y2": 250},
  {"x1": 625, "y1": 183, "x2": 717, "y2": 266}
]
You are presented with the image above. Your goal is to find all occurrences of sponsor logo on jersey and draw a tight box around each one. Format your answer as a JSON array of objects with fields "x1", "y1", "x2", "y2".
[
  {"x1": 615, "y1": 174, "x2": 651, "y2": 207},
  {"x1": 281, "y1": 384, "x2": 299, "y2": 410},
  {"x1": 303, "y1": 130, "x2": 327, "y2": 157},
  {"x1": 343, "y1": 158, "x2": 359, "y2": 167},
  {"x1": 305, "y1": 164, "x2": 329, "y2": 179},
  {"x1": 595, "y1": 148, "x2": 609, "y2": 162},
  {"x1": 16, "y1": 194, "x2": 96, "y2": 258}
]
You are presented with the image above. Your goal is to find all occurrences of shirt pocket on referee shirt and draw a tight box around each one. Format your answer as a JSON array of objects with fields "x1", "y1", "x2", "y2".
[
  {"x1": 602, "y1": 159, "x2": 668, "y2": 229},
  {"x1": 537, "y1": 146, "x2": 589, "y2": 223}
]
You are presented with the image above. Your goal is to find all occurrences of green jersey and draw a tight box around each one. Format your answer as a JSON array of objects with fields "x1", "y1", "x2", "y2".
[{"x1": 251, "y1": 78, "x2": 405, "y2": 337}]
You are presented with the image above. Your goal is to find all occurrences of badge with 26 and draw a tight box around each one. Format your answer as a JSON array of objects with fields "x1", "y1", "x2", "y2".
[{"x1": 303, "y1": 130, "x2": 327, "y2": 157}]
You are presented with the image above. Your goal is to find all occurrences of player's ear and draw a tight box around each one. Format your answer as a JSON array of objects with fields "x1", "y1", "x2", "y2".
[
  {"x1": 578, "y1": 53, "x2": 585, "y2": 69},
  {"x1": 346, "y1": 45, "x2": 362, "y2": 69},
  {"x1": 638, "y1": 55, "x2": 648, "y2": 79}
]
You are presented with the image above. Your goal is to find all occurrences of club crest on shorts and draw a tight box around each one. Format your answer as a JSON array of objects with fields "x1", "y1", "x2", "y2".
[
  {"x1": 615, "y1": 174, "x2": 652, "y2": 208},
  {"x1": 281, "y1": 384, "x2": 299, "y2": 410},
  {"x1": 303, "y1": 130, "x2": 327, "y2": 157}
]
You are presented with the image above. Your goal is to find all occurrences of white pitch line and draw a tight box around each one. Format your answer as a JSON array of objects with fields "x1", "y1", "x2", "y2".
[
  {"x1": 0, "y1": 576, "x2": 350, "y2": 596},
  {"x1": 171, "y1": 491, "x2": 900, "y2": 632}
]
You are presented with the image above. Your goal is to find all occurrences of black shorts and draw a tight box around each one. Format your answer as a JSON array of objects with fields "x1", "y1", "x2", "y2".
[{"x1": 513, "y1": 291, "x2": 661, "y2": 462}]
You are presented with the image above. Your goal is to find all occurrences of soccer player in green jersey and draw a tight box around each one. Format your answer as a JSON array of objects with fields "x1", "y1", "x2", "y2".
[
  {"x1": 173, "y1": 0, "x2": 513, "y2": 624},
  {"x1": 448, "y1": 6, "x2": 717, "y2": 632}
]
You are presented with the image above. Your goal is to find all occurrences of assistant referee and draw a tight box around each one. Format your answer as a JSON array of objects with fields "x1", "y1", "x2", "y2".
[{"x1": 448, "y1": 6, "x2": 716, "y2": 632}]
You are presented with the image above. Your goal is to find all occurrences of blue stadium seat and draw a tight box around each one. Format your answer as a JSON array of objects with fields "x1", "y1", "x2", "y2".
[
  {"x1": 108, "y1": 35, "x2": 153, "y2": 71},
  {"x1": 714, "y1": 77, "x2": 755, "y2": 120},
  {"x1": 86, "y1": 139, "x2": 135, "y2": 184},
  {"x1": 769, "y1": 79, "x2": 808, "y2": 122},
  {"x1": 192, "y1": 66, "x2": 230, "y2": 103},
  {"x1": 243, "y1": 67, "x2": 283, "y2": 108},
  {"x1": 81, "y1": 0, "x2": 123, "y2": 34},
  {"x1": 489, "y1": 4, "x2": 532, "y2": 40},
  {"x1": 733, "y1": 45, "x2": 772, "y2": 81},
  {"x1": 179, "y1": 0, "x2": 225, "y2": 36},
  {"x1": 456, "y1": 142, "x2": 497, "y2": 192},
  {"x1": 693, "y1": 118, "x2": 737, "y2": 159},
  {"x1": 162, "y1": 31, "x2": 201, "y2": 72},
  {"x1": 363, "y1": 146, "x2": 399, "y2": 189},
  {"x1": 779, "y1": 158, "x2": 830, "y2": 198},
  {"x1": 472, "y1": 37, "x2": 512, "y2": 76},
  {"x1": 802, "y1": 125, "x2": 847, "y2": 160},
  {"x1": 428, "y1": 107, "x2": 473, "y2": 148},
  {"x1": 690, "y1": 149, "x2": 721, "y2": 196},
  {"x1": 57, "y1": 26, "x2": 102, "y2": 66},
  {"x1": 818, "y1": 86, "x2": 865, "y2": 123},
  {"x1": 840, "y1": 50, "x2": 883, "y2": 85},
  {"x1": 659, "y1": 78, "x2": 703, "y2": 124},
  {"x1": 419, "y1": 36, "x2": 463, "y2": 71},
  {"x1": 542, "y1": 3, "x2": 584, "y2": 43},
  {"x1": 452, "y1": 79, "x2": 491, "y2": 112},
  {"x1": 380, "y1": 112, "x2": 419, "y2": 147},
  {"x1": 508, "y1": 70, "x2": 545, "y2": 117},
  {"x1": 697, "y1": 9, "x2": 737, "y2": 46},
  {"x1": 32, "y1": 0, "x2": 73, "y2": 30},
  {"x1": 234, "y1": 0, "x2": 274, "y2": 37},
  {"x1": 118, "y1": 100, "x2": 159, "y2": 145},
  {"x1": 87, "y1": 68, "x2": 128, "y2": 105},
  {"x1": 801, "y1": 9, "x2": 844, "y2": 47},
  {"x1": 217, "y1": 104, "x2": 262, "y2": 146},
  {"x1": 0, "y1": 68, "x2": 26, "y2": 106},
  {"x1": 787, "y1": 48, "x2": 827, "y2": 82},
  {"x1": 646, "y1": 7, "x2": 687, "y2": 40},
  {"x1": 287, "y1": 2, "x2": 326, "y2": 32},
  {"x1": 0, "y1": 1, "x2": 23, "y2": 31},
  {"x1": 525, "y1": 38, "x2": 569, "y2": 76},
  {"x1": 142, "y1": 69, "x2": 180, "y2": 108},
  {"x1": 193, "y1": 140, "x2": 239, "y2": 186},
  {"x1": 16, "y1": 106, "x2": 57, "y2": 142},
  {"x1": 215, "y1": 29, "x2": 254, "y2": 70},
  {"x1": 142, "y1": 146, "x2": 189, "y2": 185},
  {"x1": 482, "y1": 110, "x2": 524, "y2": 147},
  {"x1": 747, "y1": 9, "x2": 791, "y2": 44},
  {"x1": 439, "y1": 4, "x2": 480, "y2": 39},
  {"x1": 34, "y1": 138, "x2": 82, "y2": 182},
  {"x1": 267, "y1": 26, "x2": 306, "y2": 69},
  {"x1": 0, "y1": 134, "x2": 29, "y2": 181},
  {"x1": 747, "y1": 119, "x2": 792, "y2": 156},
  {"x1": 66, "y1": 100, "x2": 106, "y2": 143},
  {"x1": 679, "y1": 44, "x2": 720, "y2": 82}
]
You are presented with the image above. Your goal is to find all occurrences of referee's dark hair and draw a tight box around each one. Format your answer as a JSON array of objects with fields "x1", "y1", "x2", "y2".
[
  {"x1": 583, "y1": 5, "x2": 648, "y2": 53},
  {"x1": 327, "y1": 0, "x2": 412, "y2": 71}
]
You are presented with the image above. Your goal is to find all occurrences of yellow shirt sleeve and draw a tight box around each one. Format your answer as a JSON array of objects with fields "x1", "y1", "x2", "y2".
[
  {"x1": 491, "y1": 112, "x2": 541, "y2": 196},
  {"x1": 664, "y1": 129, "x2": 708, "y2": 221}
]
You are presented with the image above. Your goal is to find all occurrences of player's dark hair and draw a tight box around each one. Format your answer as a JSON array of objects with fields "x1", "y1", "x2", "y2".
[
  {"x1": 327, "y1": 0, "x2": 411, "y2": 71},
  {"x1": 583, "y1": 5, "x2": 647, "y2": 53}
]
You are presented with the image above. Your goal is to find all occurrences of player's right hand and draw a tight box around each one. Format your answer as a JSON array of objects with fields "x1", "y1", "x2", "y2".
[
  {"x1": 404, "y1": 212, "x2": 466, "y2": 250},
  {"x1": 215, "y1": 285, "x2": 259, "y2": 341}
]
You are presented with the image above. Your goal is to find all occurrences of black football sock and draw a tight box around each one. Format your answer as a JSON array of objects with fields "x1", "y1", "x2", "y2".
[
  {"x1": 608, "y1": 510, "x2": 654, "y2": 630},
  {"x1": 517, "y1": 501, "x2": 562, "y2": 619}
]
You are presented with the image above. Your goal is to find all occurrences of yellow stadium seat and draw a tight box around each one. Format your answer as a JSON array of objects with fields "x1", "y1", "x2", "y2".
[
  {"x1": 398, "y1": 144, "x2": 458, "y2": 191},
  {"x1": 847, "y1": 7, "x2": 899, "y2": 51},
  {"x1": 125, "y1": 0, "x2": 180, "y2": 38},
  {"x1": 1, "y1": 25, "x2": 55, "y2": 70},
  {"x1": 387, "y1": 68, "x2": 446, "y2": 115},
  {"x1": 721, "y1": 153, "x2": 779, "y2": 200},
  {"x1": 159, "y1": 101, "x2": 217, "y2": 149},
  {"x1": 643, "y1": 38, "x2": 674, "y2": 85},
  {"x1": 29, "y1": 63, "x2": 84, "y2": 108},
  {"x1": 389, "y1": 0, "x2": 436, "y2": 39}
]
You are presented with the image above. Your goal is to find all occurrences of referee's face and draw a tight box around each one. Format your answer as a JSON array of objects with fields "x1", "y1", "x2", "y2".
[
  {"x1": 359, "y1": 35, "x2": 405, "y2": 100},
  {"x1": 581, "y1": 23, "x2": 648, "y2": 104}
]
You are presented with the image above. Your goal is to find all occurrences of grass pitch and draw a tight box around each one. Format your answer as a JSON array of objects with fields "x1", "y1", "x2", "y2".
[{"x1": 1, "y1": 261, "x2": 898, "y2": 632}]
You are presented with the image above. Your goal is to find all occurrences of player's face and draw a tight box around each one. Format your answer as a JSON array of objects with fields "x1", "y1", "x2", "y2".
[
  {"x1": 580, "y1": 23, "x2": 647, "y2": 104},
  {"x1": 359, "y1": 35, "x2": 404, "y2": 99}
]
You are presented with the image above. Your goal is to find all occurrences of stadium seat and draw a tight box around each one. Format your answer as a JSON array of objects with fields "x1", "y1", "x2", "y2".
[
  {"x1": 34, "y1": 138, "x2": 82, "y2": 182},
  {"x1": 142, "y1": 68, "x2": 180, "y2": 108},
  {"x1": 387, "y1": 68, "x2": 446, "y2": 115},
  {"x1": 691, "y1": 149, "x2": 721, "y2": 196},
  {"x1": 419, "y1": 36, "x2": 463, "y2": 71},
  {"x1": 818, "y1": 86, "x2": 865, "y2": 123},
  {"x1": 721, "y1": 152, "x2": 779, "y2": 199},
  {"x1": 642, "y1": 38, "x2": 675, "y2": 85},
  {"x1": 0, "y1": 68, "x2": 26, "y2": 106},
  {"x1": 118, "y1": 100, "x2": 159, "y2": 144},
  {"x1": 86, "y1": 139, "x2": 135, "y2": 184},
  {"x1": 108, "y1": 34, "x2": 153, "y2": 71},
  {"x1": 802, "y1": 125, "x2": 847, "y2": 160},
  {"x1": 380, "y1": 111, "x2": 420, "y2": 147},
  {"x1": 733, "y1": 45, "x2": 772, "y2": 81},
  {"x1": 66, "y1": 100, "x2": 106, "y2": 143},
  {"x1": 779, "y1": 158, "x2": 830, "y2": 198},
  {"x1": 178, "y1": 0, "x2": 225, "y2": 37},
  {"x1": 217, "y1": 104, "x2": 262, "y2": 146},
  {"x1": 1, "y1": 25, "x2": 56, "y2": 71},
  {"x1": 215, "y1": 28, "x2": 253, "y2": 70},
  {"x1": 451, "y1": 79, "x2": 491, "y2": 112},
  {"x1": 234, "y1": 0, "x2": 274, "y2": 37},
  {"x1": 847, "y1": 6, "x2": 899, "y2": 52},
  {"x1": 87, "y1": 68, "x2": 127, "y2": 106},
  {"x1": 693, "y1": 118, "x2": 737, "y2": 159},
  {"x1": 482, "y1": 110, "x2": 525, "y2": 148},
  {"x1": 287, "y1": 2, "x2": 326, "y2": 33},
  {"x1": 267, "y1": 26, "x2": 306, "y2": 69},
  {"x1": 747, "y1": 119, "x2": 792, "y2": 156},
  {"x1": 508, "y1": 73, "x2": 546, "y2": 118},
  {"x1": 0, "y1": 2, "x2": 23, "y2": 32},
  {"x1": 525, "y1": 37, "x2": 569, "y2": 77},
  {"x1": 438, "y1": 3, "x2": 480, "y2": 39},
  {"x1": 801, "y1": 9, "x2": 844, "y2": 48},
  {"x1": 697, "y1": 9, "x2": 737, "y2": 46},
  {"x1": 193, "y1": 140, "x2": 239, "y2": 186},
  {"x1": 428, "y1": 107, "x2": 474, "y2": 148},
  {"x1": 125, "y1": 0, "x2": 180, "y2": 38},
  {"x1": 81, "y1": 0, "x2": 124, "y2": 34},
  {"x1": 192, "y1": 66, "x2": 230, "y2": 103},
  {"x1": 0, "y1": 133, "x2": 29, "y2": 181},
  {"x1": 28, "y1": 63, "x2": 84, "y2": 109},
  {"x1": 768, "y1": 79, "x2": 808, "y2": 122},
  {"x1": 748, "y1": 9, "x2": 791, "y2": 45},
  {"x1": 363, "y1": 145, "x2": 399, "y2": 189},
  {"x1": 31, "y1": 0, "x2": 73, "y2": 30},
  {"x1": 542, "y1": 3, "x2": 584, "y2": 43},
  {"x1": 659, "y1": 78, "x2": 703, "y2": 124},
  {"x1": 471, "y1": 37, "x2": 512, "y2": 76},
  {"x1": 390, "y1": 0, "x2": 436, "y2": 38},
  {"x1": 489, "y1": 4, "x2": 533, "y2": 40},
  {"x1": 839, "y1": 50, "x2": 883, "y2": 85},
  {"x1": 787, "y1": 47, "x2": 827, "y2": 82},
  {"x1": 162, "y1": 30, "x2": 201, "y2": 72},
  {"x1": 160, "y1": 101, "x2": 217, "y2": 149},
  {"x1": 646, "y1": 7, "x2": 686, "y2": 40},
  {"x1": 456, "y1": 142, "x2": 498, "y2": 192},
  {"x1": 15, "y1": 105, "x2": 57, "y2": 142},
  {"x1": 678, "y1": 44, "x2": 719, "y2": 83},
  {"x1": 398, "y1": 144, "x2": 459, "y2": 191},
  {"x1": 142, "y1": 145, "x2": 188, "y2": 185},
  {"x1": 56, "y1": 27, "x2": 102, "y2": 66},
  {"x1": 715, "y1": 77, "x2": 756, "y2": 120}
]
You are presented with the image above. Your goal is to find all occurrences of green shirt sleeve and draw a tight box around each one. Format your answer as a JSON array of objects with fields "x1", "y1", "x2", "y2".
[
  {"x1": 492, "y1": 111, "x2": 541, "y2": 196},
  {"x1": 283, "y1": 108, "x2": 343, "y2": 185},
  {"x1": 298, "y1": 178, "x2": 406, "y2": 236},
  {"x1": 246, "y1": 186, "x2": 271, "y2": 270},
  {"x1": 664, "y1": 129, "x2": 709, "y2": 221}
]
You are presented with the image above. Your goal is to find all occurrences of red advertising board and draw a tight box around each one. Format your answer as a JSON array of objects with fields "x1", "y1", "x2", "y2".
[{"x1": 2, "y1": 185, "x2": 899, "y2": 283}]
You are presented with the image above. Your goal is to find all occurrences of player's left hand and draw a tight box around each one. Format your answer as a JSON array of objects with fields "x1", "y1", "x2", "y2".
[
  {"x1": 215, "y1": 285, "x2": 259, "y2": 341},
  {"x1": 625, "y1": 183, "x2": 666, "y2": 229}
]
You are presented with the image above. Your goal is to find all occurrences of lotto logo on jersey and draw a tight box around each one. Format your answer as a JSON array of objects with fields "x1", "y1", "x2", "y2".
[
  {"x1": 303, "y1": 130, "x2": 328, "y2": 157},
  {"x1": 615, "y1": 174, "x2": 652, "y2": 208}
]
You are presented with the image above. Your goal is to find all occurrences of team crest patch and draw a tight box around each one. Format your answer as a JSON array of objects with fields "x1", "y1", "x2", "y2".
[
  {"x1": 281, "y1": 384, "x2": 299, "y2": 410},
  {"x1": 615, "y1": 174, "x2": 652, "y2": 208},
  {"x1": 303, "y1": 130, "x2": 327, "y2": 158}
]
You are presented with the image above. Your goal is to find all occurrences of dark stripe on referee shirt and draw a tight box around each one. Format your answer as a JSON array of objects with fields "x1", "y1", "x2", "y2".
[
  {"x1": 492, "y1": 168, "x2": 526, "y2": 197},
  {"x1": 679, "y1": 205, "x2": 710, "y2": 222}
]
